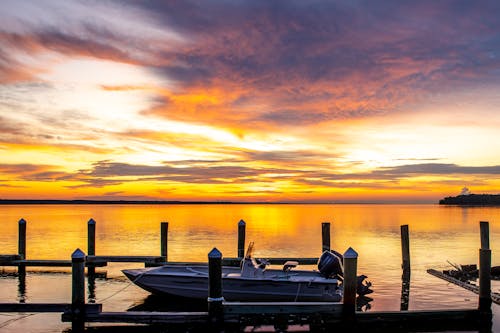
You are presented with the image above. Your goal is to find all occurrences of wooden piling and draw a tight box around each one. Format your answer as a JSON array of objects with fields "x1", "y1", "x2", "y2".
[
  {"x1": 208, "y1": 247, "x2": 223, "y2": 332},
  {"x1": 478, "y1": 221, "x2": 492, "y2": 316},
  {"x1": 343, "y1": 247, "x2": 358, "y2": 318},
  {"x1": 161, "y1": 222, "x2": 169, "y2": 261},
  {"x1": 480, "y1": 221, "x2": 490, "y2": 250},
  {"x1": 71, "y1": 249, "x2": 86, "y2": 332},
  {"x1": 87, "y1": 219, "x2": 96, "y2": 256},
  {"x1": 18, "y1": 218, "x2": 26, "y2": 260},
  {"x1": 401, "y1": 224, "x2": 411, "y2": 278},
  {"x1": 87, "y1": 219, "x2": 96, "y2": 276},
  {"x1": 18, "y1": 218, "x2": 27, "y2": 278},
  {"x1": 322, "y1": 222, "x2": 331, "y2": 252},
  {"x1": 237, "y1": 220, "x2": 246, "y2": 258}
]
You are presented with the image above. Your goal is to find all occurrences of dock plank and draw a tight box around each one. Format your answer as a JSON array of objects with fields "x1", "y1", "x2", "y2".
[
  {"x1": 145, "y1": 257, "x2": 319, "y2": 267},
  {"x1": 0, "y1": 255, "x2": 21, "y2": 263},
  {"x1": 353, "y1": 309, "x2": 482, "y2": 331},
  {"x1": 68, "y1": 311, "x2": 209, "y2": 324},
  {"x1": 86, "y1": 255, "x2": 165, "y2": 263},
  {"x1": 0, "y1": 259, "x2": 107, "y2": 267},
  {"x1": 223, "y1": 257, "x2": 319, "y2": 266},
  {"x1": 0, "y1": 303, "x2": 101, "y2": 313},
  {"x1": 427, "y1": 269, "x2": 500, "y2": 304},
  {"x1": 224, "y1": 301, "x2": 342, "y2": 315}
]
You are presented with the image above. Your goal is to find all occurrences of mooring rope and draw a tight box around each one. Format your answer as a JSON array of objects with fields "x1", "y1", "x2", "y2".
[
  {"x1": 294, "y1": 282, "x2": 301, "y2": 302},
  {"x1": 99, "y1": 281, "x2": 132, "y2": 304},
  {"x1": 0, "y1": 313, "x2": 36, "y2": 329}
]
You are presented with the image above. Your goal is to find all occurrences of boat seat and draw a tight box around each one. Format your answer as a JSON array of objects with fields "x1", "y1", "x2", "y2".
[
  {"x1": 283, "y1": 261, "x2": 299, "y2": 272},
  {"x1": 226, "y1": 273, "x2": 241, "y2": 278}
]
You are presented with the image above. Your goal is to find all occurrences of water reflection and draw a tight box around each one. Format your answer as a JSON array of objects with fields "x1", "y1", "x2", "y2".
[
  {"x1": 88, "y1": 271, "x2": 96, "y2": 304},
  {"x1": 400, "y1": 276, "x2": 410, "y2": 311},
  {"x1": 17, "y1": 266, "x2": 26, "y2": 303},
  {"x1": 0, "y1": 204, "x2": 499, "y2": 332},
  {"x1": 128, "y1": 294, "x2": 206, "y2": 312}
]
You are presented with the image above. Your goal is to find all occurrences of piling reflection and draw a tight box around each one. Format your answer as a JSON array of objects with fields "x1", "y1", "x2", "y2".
[
  {"x1": 400, "y1": 275, "x2": 410, "y2": 311},
  {"x1": 88, "y1": 271, "x2": 96, "y2": 304},
  {"x1": 17, "y1": 266, "x2": 26, "y2": 303}
]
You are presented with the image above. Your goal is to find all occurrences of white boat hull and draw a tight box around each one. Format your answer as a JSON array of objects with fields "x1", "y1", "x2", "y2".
[{"x1": 123, "y1": 264, "x2": 342, "y2": 302}]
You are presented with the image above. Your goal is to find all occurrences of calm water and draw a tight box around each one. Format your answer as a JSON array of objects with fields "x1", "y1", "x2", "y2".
[{"x1": 0, "y1": 204, "x2": 499, "y2": 332}]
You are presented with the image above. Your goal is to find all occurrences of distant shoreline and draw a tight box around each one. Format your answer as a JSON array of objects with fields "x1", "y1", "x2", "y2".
[
  {"x1": 439, "y1": 194, "x2": 500, "y2": 206},
  {"x1": 0, "y1": 199, "x2": 432, "y2": 205},
  {"x1": 0, "y1": 199, "x2": 324, "y2": 205}
]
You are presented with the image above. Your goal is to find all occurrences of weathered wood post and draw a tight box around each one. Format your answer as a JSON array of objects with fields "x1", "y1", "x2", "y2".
[
  {"x1": 18, "y1": 218, "x2": 27, "y2": 277},
  {"x1": 208, "y1": 247, "x2": 224, "y2": 332},
  {"x1": 87, "y1": 219, "x2": 96, "y2": 276},
  {"x1": 87, "y1": 219, "x2": 96, "y2": 256},
  {"x1": 161, "y1": 222, "x2": 169, "y2": 262},
  {"x1": 237, "y1": 220, "x2": 246, "y2": 258},
  {"x1": 18, "y1": 218, "x2": 26, "y2": 260},
  {"x1": 400, "y1": 224, "x2": 411, "y2": 311},
  {"x1": 322, "y1": 222, "x2": 331, "y2": 252},
  {"x1": 478, "y1": 221, "x2": 492, "y2": 317},
  {"x1": 401, "y1": 225, "x2": 411, "y2": 278},
  {"x1": 343, "y1": 247, "x2": 358, "y2": 320},
  {"x1": 71, "y1": 248, "x2": 86, "y2": 332},
  {"x1": 480, "y1": 221, "x2": 490, "y2": 250}
]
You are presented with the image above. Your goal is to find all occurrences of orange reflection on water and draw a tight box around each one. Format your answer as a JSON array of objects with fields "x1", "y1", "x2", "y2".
[
  {"x1": 1, "y1": 204, "x2": 498, "y2": 261},
  {"x1": 1, "y1": 203, "x2": 499, "y2": 312}
]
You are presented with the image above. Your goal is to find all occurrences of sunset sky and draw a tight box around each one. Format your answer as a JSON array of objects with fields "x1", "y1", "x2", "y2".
[{"x1": 1, "y1": 1, "x2": 500, "y2": 203}]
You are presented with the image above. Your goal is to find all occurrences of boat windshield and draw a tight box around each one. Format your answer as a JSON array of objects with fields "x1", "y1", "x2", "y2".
[{"x1": 245, "y1": 242, "x2": 254, "y2": 259}]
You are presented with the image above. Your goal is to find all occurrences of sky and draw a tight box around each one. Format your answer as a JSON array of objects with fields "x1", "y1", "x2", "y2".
[{"x1": 1, "y1": 0, "x2": 500, "y2": 203}]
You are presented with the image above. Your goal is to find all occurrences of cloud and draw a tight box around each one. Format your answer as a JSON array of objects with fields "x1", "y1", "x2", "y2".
[
  {"x1": 242, "y1": 150, "x2": 336, "y2": 163},
  {"x1": 376, "y1": 163, "x2": 500, "y2": 176},
  {"x1": 1, "y1": 159, "x2": 500, "y2": 197},
  {"x1": 126, "y1": 1, "x2": 500, "y2": 129},
  {"x1": 3, "y1": 0, "x2": 500, "y2": 128},
  {"x1": 0, "y1": 29, "x2": 138, "y2": 83},
  {"x1": 82, "y1": 161, "x2": 289, "y2": 184}
]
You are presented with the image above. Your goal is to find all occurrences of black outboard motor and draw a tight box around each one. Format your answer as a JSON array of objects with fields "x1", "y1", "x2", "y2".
[
  {"x1": 317, "y1": 250, "x2": 343, "y2": 278},
  {"x1": 331, "y1": 250, "x2": 344, "y2": 264}
]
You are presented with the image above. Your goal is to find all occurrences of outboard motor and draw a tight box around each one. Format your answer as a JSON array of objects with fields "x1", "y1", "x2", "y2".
[
  {"x1": 331, "y1": 250, "x2": 344, "y2": 264},
  {"x1": 317, "y1": 250, "x2": 343, "y2": 278}
]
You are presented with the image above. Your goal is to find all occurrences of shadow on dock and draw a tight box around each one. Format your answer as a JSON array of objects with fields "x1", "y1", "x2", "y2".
[{"x1": 128, "y1": 294, "x2": 207, "y2": 312}]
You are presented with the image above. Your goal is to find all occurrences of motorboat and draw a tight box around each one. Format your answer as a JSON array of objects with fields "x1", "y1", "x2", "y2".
[{"x1": 123, "y1": 243, "x2": 368, "y2": 302}]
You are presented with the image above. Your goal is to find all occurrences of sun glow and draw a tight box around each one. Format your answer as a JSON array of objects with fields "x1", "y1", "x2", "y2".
[{"x1": 2, "y1": 1, "x2": 500, "y2": 202}]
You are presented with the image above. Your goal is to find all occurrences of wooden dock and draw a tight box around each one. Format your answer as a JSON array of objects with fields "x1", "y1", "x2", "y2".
[
  {"x1": 0, "y1": 218, "x2": 495, "y2": 332},
  {"x1": 427, "y1": 269, "x2": 500, "y2": 305}
]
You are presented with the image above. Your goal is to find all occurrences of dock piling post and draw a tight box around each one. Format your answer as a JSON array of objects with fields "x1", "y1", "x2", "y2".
[
  {"x1": 478, "y1": 221, "x2": 492, "y2": 317},
  {"x1": 480, "y1": 221, "x2": 490, "y2": 250},
  {"x1": 401, "y1": 225, "x2": 411, "y2": 278},
  {"x1": 322, "y1": 222, "x2": 331, "y2": 252},
  {"x1": 18, "y1": 218, "x2": 27, "y2": 277},
  {"x1": 343, "y1": 247, "x2": 358, "y2": 319},
  {"x1": 71, "y1": 248, "x2": 86, "y2": 332},
  {"x1": 161, "y1": 222, "x2": 169, "y2": 262},
  {"x1": 87, "y1": 219, "x2": 96, "y2": 256},
  {"x1": 18, "y1": 218, "x2": 26, "y2": 260},
  {"x1": 208, "y1": 247, "x2": 223, "y2": 332},
  {"x1": 237, "y1": 220, "x2": 246, "y2": 258},
  {"x1": 87, "y1": 219, "x2": 96, "y2": 276}
]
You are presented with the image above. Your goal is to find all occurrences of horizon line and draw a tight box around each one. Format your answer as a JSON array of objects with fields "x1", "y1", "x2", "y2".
[{"x1": 0, "y1": 199, "x2": 437, "y2": 205}]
